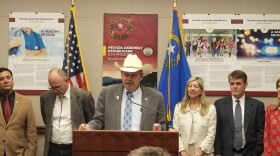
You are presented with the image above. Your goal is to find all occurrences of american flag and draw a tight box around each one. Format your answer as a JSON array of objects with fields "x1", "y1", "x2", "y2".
[{"x1": 62, "y1": 5, "x2": 89, "y2": 91}]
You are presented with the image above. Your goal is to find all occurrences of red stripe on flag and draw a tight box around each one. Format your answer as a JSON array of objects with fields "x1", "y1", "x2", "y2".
[{"x1": 75, "y1": 73, "x2": 84, "y2": 89}]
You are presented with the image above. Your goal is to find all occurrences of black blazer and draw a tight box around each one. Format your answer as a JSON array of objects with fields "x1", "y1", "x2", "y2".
[{"x1": 214, "y1": 96, "x2": 265, "y2": 156}]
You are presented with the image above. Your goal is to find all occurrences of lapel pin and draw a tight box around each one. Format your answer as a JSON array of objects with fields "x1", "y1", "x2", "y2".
[
  {"x1": 116, "y1": 96, "x2": 119, "y2": 100},
  {"x1": 145, "y1": 98, "x2": 148, "y2": 101}
]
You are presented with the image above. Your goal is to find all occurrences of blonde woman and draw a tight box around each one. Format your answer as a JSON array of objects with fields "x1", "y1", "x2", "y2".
[
  {"x1": 173, "y1": 77, "x2": 216, "y2": 156},
  {"x1": 264, "y1": 78, "x2": 280, "y2": 156}
]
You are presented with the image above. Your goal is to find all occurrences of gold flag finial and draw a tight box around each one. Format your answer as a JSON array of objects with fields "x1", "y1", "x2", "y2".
[
  {"x1": 173, "y1": 0, "x2": 177, "y2": 8},
  {"x1": 71, "y1": 0, "x2": 74, "y2": 6}
]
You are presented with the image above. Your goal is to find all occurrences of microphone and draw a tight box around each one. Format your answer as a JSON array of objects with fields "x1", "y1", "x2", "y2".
[{"x1": 126, "y1": 92, "x2": 169, "y2": 131}]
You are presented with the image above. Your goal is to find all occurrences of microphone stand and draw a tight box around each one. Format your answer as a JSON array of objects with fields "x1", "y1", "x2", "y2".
[{"x1": 126, "y1": 92, "x2": 169, "y2": 131}]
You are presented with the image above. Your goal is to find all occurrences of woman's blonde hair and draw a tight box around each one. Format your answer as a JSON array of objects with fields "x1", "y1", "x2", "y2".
[
  {"x1": 273, "y1": 77, "x2": 280, "y2": 110},
  {"x1": 180, "y1": 77, "x2": 210, "y2": 116}
]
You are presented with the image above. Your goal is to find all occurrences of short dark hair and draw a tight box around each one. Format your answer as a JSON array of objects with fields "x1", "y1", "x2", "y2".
[
  {"x1": 228, "y1": 70, "x2": 247, "y2": 83},
  {"x1": 0, "y1": 67, "x2": 13, "y2": 77}
]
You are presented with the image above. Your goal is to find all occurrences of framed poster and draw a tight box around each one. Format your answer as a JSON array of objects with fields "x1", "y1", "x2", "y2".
[
  {"x1": 102, "y1": 14, "x2": 158, "y2": 88},
  {"x1": 8, "y1": 12, "x2": 65, "y2": 94},
  {"x1": 183, "y1": 14, "x2": 280, "y2": 96}
]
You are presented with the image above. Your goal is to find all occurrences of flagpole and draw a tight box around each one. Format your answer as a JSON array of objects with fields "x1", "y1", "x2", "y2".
[
  {"x1": 71, "y1": 0, "x2": 74, "y2": 6},
  {"x1": 66, "y1": 32, "x2": 70, "y2": 77},
  {"x1": 168, "y1": 41, "x2": 171, "y2": 122},
  {"x1": 173, "y1": 0, "x2": 177, "y2": 8},
  {"x1": 66, "y1": 0, "x2": 75, "y2": 77}
]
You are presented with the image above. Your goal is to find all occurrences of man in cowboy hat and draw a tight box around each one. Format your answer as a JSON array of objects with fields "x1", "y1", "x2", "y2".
[{"x1": 79, "y1": 54, "x2": 167, "y2": 131}]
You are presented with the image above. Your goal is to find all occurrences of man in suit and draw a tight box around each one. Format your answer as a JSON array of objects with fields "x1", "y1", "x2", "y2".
[
  {"x1": 79, "y1": 54, "x2": 166, "y2": 131},
  {"x1": 214, "y1": 70, "x2": 265, "y2": 156},
  {"x1": 40, "y1": 67, "x2": 95, "y2": 156},
  {"x1": 0, "y1": 67, "x2": 37, "y2": 156}
]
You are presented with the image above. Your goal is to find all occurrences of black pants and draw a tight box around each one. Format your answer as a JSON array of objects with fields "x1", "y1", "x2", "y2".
[{"x1": 48, "y1": 142, "x2": 72, "y2": 156}]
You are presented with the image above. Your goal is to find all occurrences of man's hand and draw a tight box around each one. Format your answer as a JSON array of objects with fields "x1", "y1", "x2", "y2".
[
  {"x1": 180, "y1": 150, "x2": 188, "y2": 156},
  {"x1": 78, "y1": 123, "x2": 91, "y2": 130}
]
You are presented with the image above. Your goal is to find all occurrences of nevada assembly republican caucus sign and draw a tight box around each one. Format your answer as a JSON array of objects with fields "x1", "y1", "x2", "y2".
[{"x1": 102, "y1": 14, "x2": 158, "y2": 89}]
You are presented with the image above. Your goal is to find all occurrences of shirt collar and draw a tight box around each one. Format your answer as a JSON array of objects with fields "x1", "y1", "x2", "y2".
[
  {"x1": 185, "y1": 103, "x2": 200, "y2": 112},
  {"x1": 232, "y1": 94, "x2": 245, "y2": 104},
  {"x1": 0, "y1": 90, "x2": 15, "y2": 101},
  {"x1": 124, "y1": 86, "x2": 141, "y2": 98},
  {"x1": 63, "y1": 85, "x2": 71, "y2": 99}
]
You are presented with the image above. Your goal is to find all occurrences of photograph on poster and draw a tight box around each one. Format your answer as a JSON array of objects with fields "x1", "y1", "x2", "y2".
[
  {"x1": 184, "y1": 29, "x2": 237, "y2": 59},
  {"x1": 237, "y1": 29, "x2": 280, "y2": 58},
  {"x1": 9, "y1": 27, "x2": 47, "y2": 58}
]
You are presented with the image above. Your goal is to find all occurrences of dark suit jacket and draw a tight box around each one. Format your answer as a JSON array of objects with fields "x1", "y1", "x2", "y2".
[
  {"x1": 214, "y1": 95, "x2": 265, "y2": 156},
  {"x1": 40, "y1": 86, "x2": 95, "y2": 156},
  {"x1": 88, "y1": 84, "x2": 167, "y2": 131},
  {"x1": 0, "y1": 92, "x2": 37, "y2": 156}
]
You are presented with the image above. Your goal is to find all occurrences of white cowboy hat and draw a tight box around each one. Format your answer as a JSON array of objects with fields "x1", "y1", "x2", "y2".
[{"x1": 114, "y1": 54, "x2": 153, "y2": 76}]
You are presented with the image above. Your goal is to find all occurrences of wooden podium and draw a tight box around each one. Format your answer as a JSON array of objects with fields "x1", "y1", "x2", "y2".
[{"x1": 73, "y1": 130, "x2": 179, "y2": 156}]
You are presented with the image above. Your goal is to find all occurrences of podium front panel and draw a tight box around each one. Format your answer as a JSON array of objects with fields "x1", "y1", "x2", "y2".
[{"x1": 73, "y1": 130, "x2": 178, "y2": 156}]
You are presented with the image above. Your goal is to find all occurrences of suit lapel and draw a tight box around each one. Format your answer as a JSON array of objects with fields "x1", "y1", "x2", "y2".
[
  {"x1": 70, "y1": 86, "x2": 79, "y2": 129},
  {"x1": 0, "y1": 101, "x2": 6, "y2": 126},
  {"x1": 7, "y1": 93, "x2": 21, "y2": 126},
  {"x1": 140, "y1": 87, "x2": 150, "y2": 130},
  {"x1": 46, "y1": 92, "x2": 56, "y2": 126},
  {"x1": 225, "y1": 96, "x2": 234, "y2": 131},
  {"x1": 244, "y1": 96, "x2": 253, "y2": 133},
  {"x1": 113, "y1": 85, "x2": 123, "y2": 129}
]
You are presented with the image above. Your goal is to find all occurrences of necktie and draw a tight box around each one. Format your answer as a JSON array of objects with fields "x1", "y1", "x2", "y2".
[
  {"x1": 4, "y1": 97, "x2": 11, "y2": 124},
  {"x1": 233, "y1": 99, "x2": 242, "y2": 150},
  {"x1": 123, "y1": 93, "x2": 133, "y2": 130}
]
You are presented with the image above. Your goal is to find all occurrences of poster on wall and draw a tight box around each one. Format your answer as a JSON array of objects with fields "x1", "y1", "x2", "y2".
[
  {"x1": 102, "y1": 14, "x2": 158, "y2": 88},
  {"x1": 8, "y1": 12, "x2": 65, "y2": 93},
  {"x1": 183, "y1": 14, "x2": 280, "y2": 96}
]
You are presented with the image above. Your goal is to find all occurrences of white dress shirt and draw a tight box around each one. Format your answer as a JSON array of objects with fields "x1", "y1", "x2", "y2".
[
  {"x1": 51, "y1": 87, "x2": 72, "y2": 144},
  {"x1": 121, "y1": 87, "x2": 142, "y2": 131}
]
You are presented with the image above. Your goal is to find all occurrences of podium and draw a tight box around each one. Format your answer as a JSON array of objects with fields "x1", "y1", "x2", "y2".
[{"x1": 73, "y1": 130, "x2": 179, "y2": 156}]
